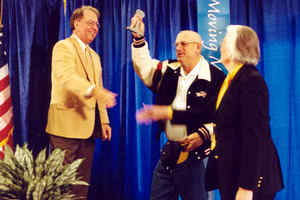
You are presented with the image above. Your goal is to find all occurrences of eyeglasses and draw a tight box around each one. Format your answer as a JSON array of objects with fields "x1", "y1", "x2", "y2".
[
  {"x1": 175, "y1": 41, "x2": 199, "y2": 48},
  {"x1": 85, "y1": 20, "x2": 100, "y2": 29}
]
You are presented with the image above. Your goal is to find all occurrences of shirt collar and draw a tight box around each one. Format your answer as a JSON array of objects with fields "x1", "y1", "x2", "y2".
[
  {"x1": 179, "y1": 62, "x2": 198, "y2": 78},
  {"x1": 72, "y1": 33, "x2": 89, "y2": 51},
  {"x1": 180, "y1": 56, "x2": 211, "y2": 82}
]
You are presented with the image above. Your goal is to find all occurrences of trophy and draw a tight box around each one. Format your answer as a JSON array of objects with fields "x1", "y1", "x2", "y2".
[{"x1": 126, "y1": 9, "x2": 145, "y2": 36}]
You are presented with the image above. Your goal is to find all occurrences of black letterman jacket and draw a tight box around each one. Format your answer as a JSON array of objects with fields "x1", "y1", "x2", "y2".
[{"x1": 132, "y1": 41, "x2": 225, "y2": 155}]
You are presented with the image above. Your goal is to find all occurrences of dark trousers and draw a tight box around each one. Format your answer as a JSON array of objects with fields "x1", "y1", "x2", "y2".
[
  {"x1": 220, "y1": 188, "x2": 276, "y2": 200},
  {"x1": 49, "y1": 135, "x2": 95, "y2": 200},
  {"x1": 150, "y1": 157, "x2": 208, "y2": 200}
]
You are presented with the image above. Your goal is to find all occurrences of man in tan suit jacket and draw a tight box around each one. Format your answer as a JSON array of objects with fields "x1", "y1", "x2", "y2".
[{"x1": 46, "y1": 5, "x2": 116, "y2": 199}]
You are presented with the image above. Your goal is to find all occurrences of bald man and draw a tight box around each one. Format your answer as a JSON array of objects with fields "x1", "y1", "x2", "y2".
[{"x1": 130, "y1": 15, "x2": 225, "y2": 200}]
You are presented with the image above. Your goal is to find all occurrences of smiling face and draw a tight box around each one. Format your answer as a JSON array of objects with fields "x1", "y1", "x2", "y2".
[{"x1": 73, "y1": 9, "x2": 99, "y2": 45}]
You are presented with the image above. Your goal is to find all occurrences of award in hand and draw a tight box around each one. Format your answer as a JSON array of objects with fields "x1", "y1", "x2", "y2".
[{"x1": 126, "y1": 9, "x2": 145, "y2": 36}]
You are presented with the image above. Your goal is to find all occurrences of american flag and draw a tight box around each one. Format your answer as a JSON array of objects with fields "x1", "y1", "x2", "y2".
[{"x1": 0, "y1": 26, "x2": 14, "y2": 159}]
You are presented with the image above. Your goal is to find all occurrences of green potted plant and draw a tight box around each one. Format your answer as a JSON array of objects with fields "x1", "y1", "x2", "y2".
[{"x1": 0, "y1": 144, "x2": 88, "y2": 200}]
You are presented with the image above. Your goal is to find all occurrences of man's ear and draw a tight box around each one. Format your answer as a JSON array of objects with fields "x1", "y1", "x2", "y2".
[
  {"x1": 197, "y1": 43, "x2": 202, "y2": 54},
  {"x1": 74, "y1": 20, "x2": 79, "y2": 29},
  {"x1": 197, "y1": 43, "x2": 202, "y2": 49}
]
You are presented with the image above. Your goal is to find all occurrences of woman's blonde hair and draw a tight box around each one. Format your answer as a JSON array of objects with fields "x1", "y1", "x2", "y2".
[{"x1": 226, "y1": 25, "x2": 260, "y2": 65}]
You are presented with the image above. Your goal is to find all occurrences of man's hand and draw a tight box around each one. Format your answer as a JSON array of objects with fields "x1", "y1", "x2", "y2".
[
  {"x1": 136, "y1": 105, "x2": 171, "y2": 124},
  {"x1": 130, "y1": 13, "x2": 145, "y2": 38},
  {"x1": 177, "y1": 133, "x2": 204, "y2": 152},
  {"x1": 101, "y1": 124, "x2": 112, "y2": 141},
  {"x1": 92, "y1": 87, "x2": 117, "y2": 108},
  {"x1": 235, "y1": 187, "x2": 253, "y2": 200}
]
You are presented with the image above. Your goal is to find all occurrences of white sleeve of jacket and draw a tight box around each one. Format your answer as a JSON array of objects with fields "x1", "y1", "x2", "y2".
[{"x1": 131, "y1": 42, "x2": 162, "y2": 87}]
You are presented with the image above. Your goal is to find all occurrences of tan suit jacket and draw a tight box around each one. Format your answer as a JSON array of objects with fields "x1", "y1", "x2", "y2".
[{"x1": 46, "y1": 35, "x2": 109, "y2": 139}]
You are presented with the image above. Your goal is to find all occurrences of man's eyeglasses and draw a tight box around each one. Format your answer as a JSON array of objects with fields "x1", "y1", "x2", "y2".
[
  {"x1": 175, "y1": 41, "x2": 199, "y2": 48},
  {"x1": 85, "y1": 20, "x2": 100, "y2": 29}
]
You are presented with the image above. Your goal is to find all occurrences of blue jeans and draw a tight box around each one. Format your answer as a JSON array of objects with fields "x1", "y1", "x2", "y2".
[{"x1": 150, "y1": 156, "x2": 208, "y2": 200}]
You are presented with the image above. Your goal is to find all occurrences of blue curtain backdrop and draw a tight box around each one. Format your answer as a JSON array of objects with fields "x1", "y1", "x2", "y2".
[{"x1": 3, "y1": 0, "x2": 299, "y2": 200}]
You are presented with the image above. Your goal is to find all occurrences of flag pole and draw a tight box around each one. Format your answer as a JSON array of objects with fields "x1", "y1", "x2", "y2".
[
  {"x1": 64, "y1": 0, "x2": 66, "y2": 16},
  {"x1": 0, "y1": 0, "x2": 3, "y2": 28},
  {"x1": 63, "y1": 0, "x2": 66, "y2": 37}
]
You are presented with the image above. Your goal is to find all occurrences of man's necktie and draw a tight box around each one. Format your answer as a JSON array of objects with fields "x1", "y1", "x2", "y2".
[
  {"x1": 177, "y1": 150, "x2": 189, "y2": 164},
  {"x1": 85, "y1": 47, "x2": 96, "y2": 83}
]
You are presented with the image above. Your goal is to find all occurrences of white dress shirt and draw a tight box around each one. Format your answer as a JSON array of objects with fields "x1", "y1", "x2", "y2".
[{"x1": 165, "y1": 57, "x2": 211, "y2": 141}]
